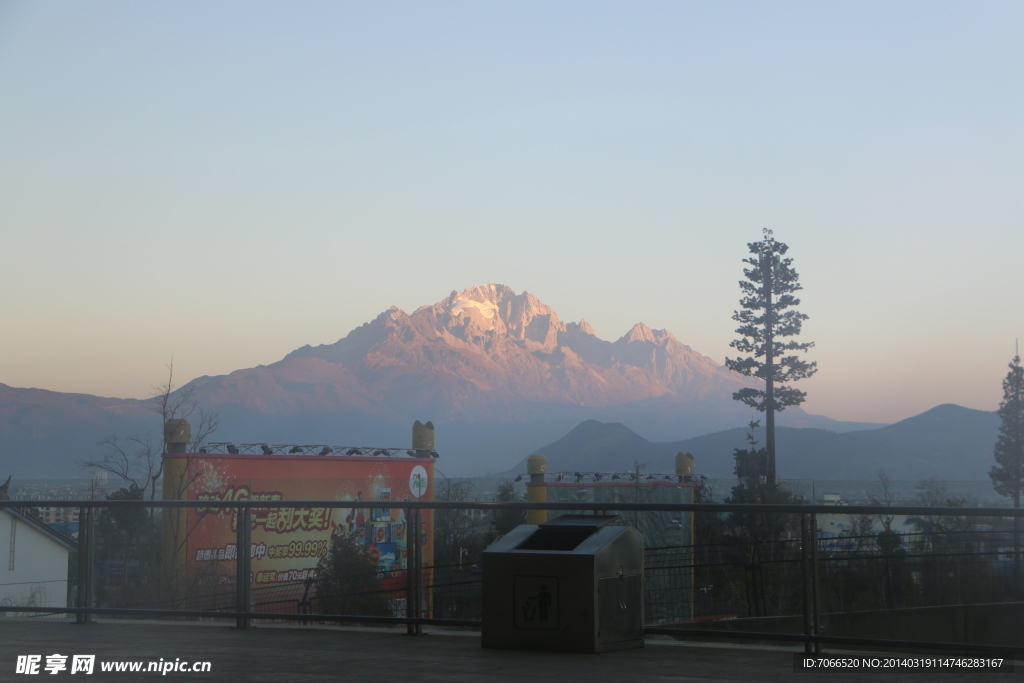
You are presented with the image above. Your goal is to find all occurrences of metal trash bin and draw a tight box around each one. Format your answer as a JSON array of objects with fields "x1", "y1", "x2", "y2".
[{"x1": 482, "y1": 514, "x2": 644, "y2": 653}]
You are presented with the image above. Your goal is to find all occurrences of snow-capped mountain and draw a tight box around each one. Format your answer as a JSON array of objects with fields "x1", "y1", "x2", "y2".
[
  {"x1": 270, "y1": 283, "x2": 751, "y2": 417},
  {"x1": 3, "y1": 284, "x2": 860, "y2": 477}
]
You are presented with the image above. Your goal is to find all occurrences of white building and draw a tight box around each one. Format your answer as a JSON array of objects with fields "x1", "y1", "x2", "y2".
[{"x1": 0, "y1": 508, "x2": 76, "y2": 611}]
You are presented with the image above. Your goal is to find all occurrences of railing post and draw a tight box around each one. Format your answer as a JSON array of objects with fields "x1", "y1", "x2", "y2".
[
  {"x1": 406, "y1": 505, "x2": 414, "y2": 635},
  {"x1": 413, "y1": 507, "x2": 422, "y2": 635},
  {"x1": 810, "y1": 511, "x2": 821, "y2": 655},
  {"x1": 236, "y1": 505, "x2": 251, "y2": 629},
  {"x1": 405, "y1": 506, "x2": 422, "y2": 635},
  {"x1": 76, "y1": 506, "x2": 93, "y2": 625},
  {"x1": 801, "y1": 513, "x2": 811, "y2": 654}
]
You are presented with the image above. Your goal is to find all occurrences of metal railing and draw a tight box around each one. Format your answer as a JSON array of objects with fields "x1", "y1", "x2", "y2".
[{"x1": 2, "y1": 498, "x2": 1022, "y2": 655}]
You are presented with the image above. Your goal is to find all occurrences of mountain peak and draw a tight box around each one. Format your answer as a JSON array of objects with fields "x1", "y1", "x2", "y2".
[
  {"x1": 284, "y1": 282, "x2": 749, "y2": 415},
  {"x1": 448, "y1": 282, "x2": 512, "y2": 307},
  {"x1": 568, "y1": 318, "x2": 597, "y2": 337},
  {"x1": 616, "y1": 322, "x2": 677, "y2": 344},
  {"x1": 432, "y1": 283, "x2": 563, "y2": 347},
  {"x1": 534, "y1": 419, "x2": 650, "y2": 457},
  {"x1": 617, "y1": 322, "x2": 649, "y2": 343},
  {"x1": 561, "y1": 419, "x2": 647, "y2": 444}
]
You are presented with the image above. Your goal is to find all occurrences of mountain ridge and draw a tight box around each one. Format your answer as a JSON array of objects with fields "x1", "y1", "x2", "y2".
[
  {"x1": 503, "y1": 404, "x2": 998, "y2": 482},
  {"x1": 279, "y1": 282, "x2": 745, "y2": 417},
  {"x1": 2, "y1": 283, "x2": 880, "y2": 477}
]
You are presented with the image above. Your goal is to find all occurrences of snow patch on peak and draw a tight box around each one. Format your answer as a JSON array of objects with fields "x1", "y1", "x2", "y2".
[
  {"x1": 455, "y1": 282, "x2": 514, "y2": 305},
  {"x1": 449, "y1": 296, "x2": 498, "y2": 319}
]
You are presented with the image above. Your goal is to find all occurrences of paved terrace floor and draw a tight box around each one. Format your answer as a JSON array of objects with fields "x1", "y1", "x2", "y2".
[{"x1": 0, "y1": 619, "x2": 1018, "y2": 682}]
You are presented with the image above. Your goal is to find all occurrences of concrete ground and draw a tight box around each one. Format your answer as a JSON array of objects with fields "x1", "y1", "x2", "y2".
[{"x1": 0, "y1": 619, "x2": 1018, "y2": 682}]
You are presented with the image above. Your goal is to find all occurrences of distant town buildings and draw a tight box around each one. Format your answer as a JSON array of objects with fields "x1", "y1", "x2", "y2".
[
  {"x1": 8, "y1": 480, "x2": 113, "y2": 538},
  {"x1": 36, "y1": 506, "x2": 79, "y2": 525}
]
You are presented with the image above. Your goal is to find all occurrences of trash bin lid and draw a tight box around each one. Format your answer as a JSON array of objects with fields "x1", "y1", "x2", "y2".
[
  {"x1": 539, "y1": 514, "x2": 621, "y2": 529},
  {"x1": 515, "y1": 515, "x2": 622, "y2": 551}
]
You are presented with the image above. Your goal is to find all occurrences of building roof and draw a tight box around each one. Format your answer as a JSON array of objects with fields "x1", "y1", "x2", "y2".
[{"x1": 1, "y1": 507, "x2": 77, "y2": 552}]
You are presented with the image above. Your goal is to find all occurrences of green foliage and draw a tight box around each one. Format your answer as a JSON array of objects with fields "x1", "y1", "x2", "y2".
[
  {"x1": 99, "y1": 484, "x2": 148, "y2": 539},
  {"x1": 908, "y1": 478, "x2": 973, "y2": 550},
  {"x1": 991, "y1": 351, "x2": 1024, "y2": 581},
  {"x1": 990, "y1": 352, "x2": 1024, "y2": 506},
  {"x1": 875, "y1": 528, "x2": 902, "y2": 555},
  {"x1": 314, "y1": 534, "x2": 393, "y2": 616},
  {"x1": 724, "y1": 422, "x2": 803, "y2": 545},
  {"x1": 692, "y1": 475, "x2": 715, "y2": 504},
  {"x1": 94, "y1": 484, "x2": 158, "y2": 609},
  {"x1": 725, "y1": 229, "x2": 817, "y2": 413},
  {"x1": 726, "y1": 229, "x2": 816, "y2": 484},
  {"x1": 725, "y1": 421, "x2": 803, "y2": 508},
  {"x1": 435, "y1": 477, "x2": 487, "y2": 566},
  {"x1": 730, "y1": 420, "x2": 769, "y2": 495}
]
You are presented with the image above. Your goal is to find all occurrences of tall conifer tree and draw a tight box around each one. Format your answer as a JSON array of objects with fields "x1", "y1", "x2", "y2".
[
  {"x1": 726, "y1": 229, "x2": 816, "y2": 486},
  {"x1": 990, "y1": 347, "x2": 1024, "y2": 579}
]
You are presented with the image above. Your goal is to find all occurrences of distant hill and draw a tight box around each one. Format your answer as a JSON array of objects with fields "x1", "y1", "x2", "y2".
[
  {"x1": 504, "y1": 404, "x2": 1000, "y2": 482},
  {"x1": 0, "y1": 383, "x2": 155, "y2": 479}
]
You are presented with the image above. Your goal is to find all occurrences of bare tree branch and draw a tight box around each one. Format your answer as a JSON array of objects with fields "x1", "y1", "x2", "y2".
[
  {"x1": 80, "y1": 360, "x2": 219, "y2": 500},
  {"x1": 81, "y1": 433, "x2": 160, "y2": 495},
  {"x1": 867, "y1": 469, "x2": 896, "y2": 533}
]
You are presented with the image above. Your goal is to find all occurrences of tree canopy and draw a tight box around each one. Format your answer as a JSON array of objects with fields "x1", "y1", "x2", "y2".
[
  {"x1": 990, "y1": 351, "x2": 1024, "y2": 507},
  {"x1": 990, "y1": 349, "x2": 1024, "y2": 580},
  {"x1": 725, "y1": 229, "x2": 816, "y2": 483}
]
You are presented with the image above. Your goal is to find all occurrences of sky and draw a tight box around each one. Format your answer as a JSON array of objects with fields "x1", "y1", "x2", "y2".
[{"x1": 1, "y1": 1, "x2": 1021, "y2": 425}]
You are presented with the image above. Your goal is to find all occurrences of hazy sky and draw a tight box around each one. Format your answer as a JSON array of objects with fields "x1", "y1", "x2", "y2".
[{"x1": 1, "y1": 1, "x2": 1021, "y2": 424}]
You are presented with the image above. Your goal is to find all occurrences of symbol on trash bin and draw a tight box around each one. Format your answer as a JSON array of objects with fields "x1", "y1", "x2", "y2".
[
  {"x1": 521, "y1": 584, "x2": 552, "y2": 622},
  {"x1": 514, "y1": 576, "x2": 559, "y2": 630}
]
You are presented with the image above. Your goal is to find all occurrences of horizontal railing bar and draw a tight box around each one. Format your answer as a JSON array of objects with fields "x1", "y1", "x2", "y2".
[
  {"x1": 658, "y1": 552, "x2": 1016, "y2": 571},
  {"x1": 0, "y1": 605, "x2": 478, "y2": 627},
  {"x1": 4, "y1": 500, "x2": 1023, "y2": 517},
  {"x1": 646, "y1": 530, "x2": 1023, "y2": 555},
  {"x1": 644, "y1": 627, "x2": 1024, "y2": 654}
]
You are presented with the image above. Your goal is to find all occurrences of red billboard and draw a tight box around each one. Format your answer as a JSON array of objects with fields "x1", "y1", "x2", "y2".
[{"x1": 163, "y1": 452, "x2": 434, "y2": 615}]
